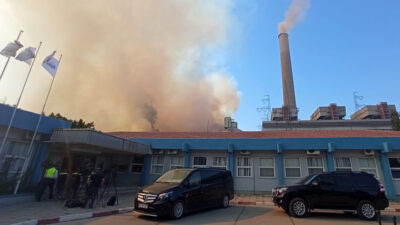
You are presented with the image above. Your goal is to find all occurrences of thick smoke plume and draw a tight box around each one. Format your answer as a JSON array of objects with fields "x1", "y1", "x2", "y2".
[
  {"x1": 278, "y1": 0, "x2": 310, "y2": 33},
  {"x1": 5, "y1": 0, "x2": 240, "y2": 132}
]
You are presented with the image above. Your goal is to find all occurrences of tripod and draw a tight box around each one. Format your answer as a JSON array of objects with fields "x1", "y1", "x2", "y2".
[{"x1": 98, "y1": 170, "x2": 119, "y2": 207}]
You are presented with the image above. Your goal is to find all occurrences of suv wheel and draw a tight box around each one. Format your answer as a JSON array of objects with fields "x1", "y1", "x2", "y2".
[
  {"x1": 289, "y1": 198, "x2": 308, "y2": 218},
  {"x1": 171, "y1": 201, "x2": 184, "y2": 219},
  {"x1": 221, "y1": 194, "x2": 229, "y2": 208},
  {"x1": 357, "y1": 200, "x2": 376, "y2": 220}
]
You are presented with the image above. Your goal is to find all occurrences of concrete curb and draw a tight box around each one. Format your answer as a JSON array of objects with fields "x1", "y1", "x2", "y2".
[
  {"x1": 231, "y1": 201, "x2": 400, "y2": 212},
  {"x1": 10, "y1": 207, "x2": 135, "y2": 225}
]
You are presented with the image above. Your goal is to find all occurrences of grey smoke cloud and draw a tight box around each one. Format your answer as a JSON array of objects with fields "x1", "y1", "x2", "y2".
[
  {"x1": 5, "y1": 0, "x2": 240, "y2": 132},
  {"x1": 278, "y1": 0, "x2": 310, "y2": 33}
]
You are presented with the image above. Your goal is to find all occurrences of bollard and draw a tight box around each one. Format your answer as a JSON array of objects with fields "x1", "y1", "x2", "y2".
[{"x1": 394, "y1": 216, "x2": 397, "y2": 225}]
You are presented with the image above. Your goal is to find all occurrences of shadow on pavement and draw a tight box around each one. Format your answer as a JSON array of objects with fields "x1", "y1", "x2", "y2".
[
  {"x1": 301, "y1": 211, "x2": 397, "y2": 224},
  {"x1": 136, "y1": 206, "x2": 272, "y2": 225}
]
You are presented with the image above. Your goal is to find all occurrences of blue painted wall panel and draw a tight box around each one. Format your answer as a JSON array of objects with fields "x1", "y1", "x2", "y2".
[
  {"x1": 131, "y1": 137, "x2": 400, "y2": 151},
  {"x1": 0, "y1": 104, "x2": 71, "y2": 134}
]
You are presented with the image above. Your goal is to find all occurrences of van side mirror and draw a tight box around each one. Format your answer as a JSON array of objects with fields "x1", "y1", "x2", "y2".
[{"x1": 311, "y1": 181, "x2": 318, "y2": 186}]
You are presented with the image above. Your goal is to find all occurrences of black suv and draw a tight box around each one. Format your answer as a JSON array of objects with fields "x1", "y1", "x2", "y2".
[
  {"x1": 272, "y1": 171, "x2": 389, "y2": 220},
  {"x1": 134, "y1": 168, "x2": 234, "y2": 219}
]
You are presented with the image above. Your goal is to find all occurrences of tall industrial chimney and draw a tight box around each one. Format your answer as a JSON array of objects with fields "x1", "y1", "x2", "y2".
[{"x1": 278, "y1": 33, "x2": 297, "y2": 110}]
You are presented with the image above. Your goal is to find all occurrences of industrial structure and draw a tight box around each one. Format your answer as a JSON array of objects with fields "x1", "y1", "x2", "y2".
[{"x1": 271, "y1": 33, "x2": 298, "y2": 121}]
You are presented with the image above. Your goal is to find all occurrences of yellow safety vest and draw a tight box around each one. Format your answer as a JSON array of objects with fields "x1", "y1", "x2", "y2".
[{"x1": 45, "y1": 167, "x2": 58, "y2": 178}]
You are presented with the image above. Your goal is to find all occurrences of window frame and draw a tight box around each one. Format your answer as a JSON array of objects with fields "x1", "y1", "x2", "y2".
[
  {"x1": 358, "y1": 157, "x2": 379, "y2": 179},
  {"x1": 388, "y1": 157, "x2": 400, "y2": 180},
  {"x1": 334, "y1": 157, "x2": 352, "y2": 172},
  {"x1": 170, "y1": 155, "x2": 185, "y2": 170},
  {"x1": 2, "y1": 141, "x2": 31, "y2": 174},
  {"x1": 259, "y1": 157, "x2": 275, "y2": 178},
  {"x1": 212, "y1": 156, "x2": 228, "y2": 169},
  {"x1": 151, "y1": 155, "x2": 165, "y2": 174},
  {"x1": 284, "y1": 157, "x2": 301, "y2": 178},
  {"x1": 130, "y1": 155, "x2": 144, "y2": 173},
  {"x1": 236, "y1": 156, "x2": 253, "y2": 177},
  {"x1": 306, "y1": 157, "x2": 324, "y2": 176},
  {"x1": 192, "y1": 156, "x2": 208, "y2": 168}
]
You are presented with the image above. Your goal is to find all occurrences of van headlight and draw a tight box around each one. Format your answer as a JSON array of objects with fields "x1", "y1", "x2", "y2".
[
  {"x1": 278, "y1": 187, "x2": 287, "y2": 195},
  {"x1": 157, "y1": 191, "x2": 173, "y2": 201}
]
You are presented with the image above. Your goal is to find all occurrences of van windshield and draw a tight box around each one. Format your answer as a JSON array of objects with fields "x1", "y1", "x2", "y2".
[{"x1": 155, "y1": 169, "x2": 192, "y2": 183}]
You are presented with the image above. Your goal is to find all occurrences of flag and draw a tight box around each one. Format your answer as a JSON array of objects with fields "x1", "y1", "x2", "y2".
[
  {"x1": 0, "y1": 40, "x2": 23, "y2": 57},
  {"x1": 16, "y1": 47, "x2": 36, "y2": 65},
  {"x1": 42, "y1": 51, "x2": 59, "y2": 76}
]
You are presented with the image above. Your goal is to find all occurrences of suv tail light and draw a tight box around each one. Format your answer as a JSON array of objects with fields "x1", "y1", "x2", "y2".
[{"x1": 379, "y1": 183, "x2": 385, "y2": 193}]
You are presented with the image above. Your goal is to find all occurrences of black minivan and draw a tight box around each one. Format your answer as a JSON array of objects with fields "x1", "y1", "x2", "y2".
[
  {"x1": 134, "y1": 168, "x2": 234, "y2": 219},
  {"x1": 272, "y1": 171, "x2": 389, "y2": 220}
]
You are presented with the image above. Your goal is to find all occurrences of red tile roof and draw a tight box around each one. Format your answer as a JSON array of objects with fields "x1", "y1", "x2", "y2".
[{"x1": 108, "y1": 130, "x2": 400, "y2": 139}]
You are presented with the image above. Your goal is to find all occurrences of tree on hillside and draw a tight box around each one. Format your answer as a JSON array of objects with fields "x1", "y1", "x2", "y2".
[
  {"x1": 49, "y1": 112, "x2": 95, "y2": 129},
  {"x1": 391, "y1": 111, "x2": 400, "y2": 131}
]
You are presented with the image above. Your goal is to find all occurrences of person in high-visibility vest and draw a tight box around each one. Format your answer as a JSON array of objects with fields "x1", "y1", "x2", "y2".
[{"x1": 36, "y1": 164, "x2": 58, "y2": 201}]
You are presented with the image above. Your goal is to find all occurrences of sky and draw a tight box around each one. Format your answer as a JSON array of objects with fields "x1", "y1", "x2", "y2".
[{"x1": 0, "y1": 0, "x2": 399, "y2": 132}]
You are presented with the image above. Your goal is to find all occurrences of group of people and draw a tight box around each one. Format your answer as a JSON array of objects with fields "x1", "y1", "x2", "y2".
[{"x1": 36, "y1": 164, "x2": 106, "y2": 208}]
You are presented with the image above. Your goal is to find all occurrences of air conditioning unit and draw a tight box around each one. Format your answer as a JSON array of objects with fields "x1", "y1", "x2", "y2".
[
  {"x1": 364, "y1": 150, "x2": 375, "y2": 156},
  {"x1": 239, "y1": 150, "x2": 251, "y2": 155},
  {"x1": 167, "y1": 149, "x2": 178, "y2": 155},
  {"x1": 306, "y1": 150, "x2": 321, "y2": 155},
  {"x1": 152, "y1": 149, "x2": 164, "y2": 155}
]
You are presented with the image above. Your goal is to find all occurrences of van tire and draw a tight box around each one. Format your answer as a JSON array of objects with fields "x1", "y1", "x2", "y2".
[
  {"x1": 288, "y1": 197, "x2": 308, "y2": 218},
  {"x1": 171, "y1": 201, "x2": 184, "y2": 219}
]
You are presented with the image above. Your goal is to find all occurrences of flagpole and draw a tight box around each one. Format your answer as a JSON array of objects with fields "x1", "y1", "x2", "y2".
[
  {"x1": 0, "y1": 41, "x2": 42, "y2": 167},
  {"x1": 0, "y1": 30, "x2": 23, "y2": 81},
  {"x1": 14, "y1": 54, "x2": 62, "y2": 194}
]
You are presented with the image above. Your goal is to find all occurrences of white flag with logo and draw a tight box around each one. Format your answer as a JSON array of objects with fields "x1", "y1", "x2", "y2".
[
  {"x1": 42, "y1": 51, "x2": 59, "y2": 76},
  {"x1": 16, "y1": 47, "x2": 36, "y2": 65},
  {"x1": 0, "y1": 40, "x2": 23, "y2": 57}
]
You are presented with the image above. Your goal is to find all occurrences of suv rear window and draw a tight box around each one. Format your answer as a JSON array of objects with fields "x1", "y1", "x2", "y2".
[{"x1": 353, "y1": 174, "x2": 378, "y2": 186}]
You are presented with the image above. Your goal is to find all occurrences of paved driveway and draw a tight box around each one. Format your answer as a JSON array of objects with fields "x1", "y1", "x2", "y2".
[{"x1": 62, "y1": 205, "x2": 400, "y2": 225}]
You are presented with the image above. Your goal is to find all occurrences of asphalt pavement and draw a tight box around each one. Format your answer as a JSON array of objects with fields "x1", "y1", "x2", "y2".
[{"x1": 59, "y1": 205, "x2": 400, "y2": 225}]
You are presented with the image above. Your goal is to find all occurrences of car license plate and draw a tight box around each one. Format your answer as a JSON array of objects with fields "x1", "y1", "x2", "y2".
[{"x1": 138, "y1": 203, "x2": 148, "y2": 209}]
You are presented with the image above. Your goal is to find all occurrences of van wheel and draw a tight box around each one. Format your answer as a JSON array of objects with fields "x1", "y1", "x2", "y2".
[
  {"x1": 289, "y1": 198, "x2": 308, "y2": 218},
  {"x1": 171, "y1": 201, "x2": 184, "y2": 219},
  {"x1": 357, "y1": 200, "x2": 376, "y2": 220},
  {"x1": 221, "y1": 194, "x2": 230, "y2": 208}
]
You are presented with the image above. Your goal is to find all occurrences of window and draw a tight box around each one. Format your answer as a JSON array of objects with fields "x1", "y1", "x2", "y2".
[
  {"x1": 170, "y1": 156, "x2": 185, "y2": 169},
  {"x1": 151, "y1": 155, "x2": 164, "y2": 174},
  {"x1": 285, "y1": 158, "x2": 300, "y2": 177},
  {"x1": 193, "y1": 157, "x2": 207, "y2": 168},
  {"x1": 307, "y1": 157, "x2": 324, "y2": 175},
  {"x1": 188, "y1": 171, "x2": 201, "y2": 186},
  {"x1": 3, "y1": 142, "x2": 30, "y2": 173},
  {"x1": 389, "y1": 158, "x2": 400, "y2": 179},
  {"x1": 201, "y1": 170, "x2": 220, "y2": 185},
  {"x1": 259, "y1": 158, "x2": 274, "y2": 177},
  {"x1": 335, "y1": 157, "x2": 352, "y2": 172},
  {"x1": 359, "y1": 158, "x2": 378, "y2": 178},
  {"x1": 131, "y1": 154, "x2": 144, "y2": 173},
  {"x1": 335, "y1": 175, "x2": 355, "y2": 187},
  {"x1": 237, "y1": 157, "x2": 252, "y2": 177},
  {"x1": 213, "y1": 157, "x2": 227, "y2": 169}
]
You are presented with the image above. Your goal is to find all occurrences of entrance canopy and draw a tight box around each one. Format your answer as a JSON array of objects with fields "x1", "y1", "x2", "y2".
[{"x1": 49, "y1": 129, "x2": 151, "y2": 155}]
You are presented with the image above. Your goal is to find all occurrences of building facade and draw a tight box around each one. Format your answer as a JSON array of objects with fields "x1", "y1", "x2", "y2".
[{"x1": 110, "y1": 130, "x2": 400, "y2": 200}]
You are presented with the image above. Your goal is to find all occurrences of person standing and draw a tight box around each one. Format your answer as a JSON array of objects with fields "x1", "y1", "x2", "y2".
[
  {"x1": 82, "y1": 168, "x2": 104, "y2": 208},
  {"x1": 36, "y1": 164, "x2": 58, "y2": 201},
  {"x1": 56, "y1": 170, "x2": 68, "y2": 199}
]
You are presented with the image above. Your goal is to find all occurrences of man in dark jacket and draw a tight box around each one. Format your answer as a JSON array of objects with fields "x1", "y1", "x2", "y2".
[{"x1": 82, "y1": 168, "x2": 104, "y2": 208}]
